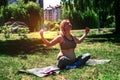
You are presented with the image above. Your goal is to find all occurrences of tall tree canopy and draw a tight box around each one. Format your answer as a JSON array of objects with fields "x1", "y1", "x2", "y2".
[
  {"x1": 114, "y1": 0, "x2": 120, "y2": 33},
  {"x1": 61, "y1": 0, "x2": 120, "y2": 34}
]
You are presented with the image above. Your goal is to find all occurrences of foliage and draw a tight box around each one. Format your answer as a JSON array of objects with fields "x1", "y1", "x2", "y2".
[
  {"x1": 0, "y1": 26, "x2": 2, "y2": 33},
  {"x1": 51, "y1": 23, "x2": 59, "y2": 31},
  {"x1": 25, "y1": 1, "x2": 44, "y2": 31},
  {"x1": 17, "y1": 27, "x2": 29, "y2": 39},
  {"x1": 1, "y1": 1, "x2": 43, "y2": 32},
  {"x1": 1, "y1": 25, "x2": 29, "y2": 40},
  {"x1": 0, "y1": 0, "x2": 8, "y2": 6},
  {"x1": 0, "y1": 6, "x2": 5, "y2": 25},
  {"x1": 44, "y1": 21, "x2": 54, "y2": 30},
  {"x1": 61, "y1": 0, "x2": 115, "y2": 29},
  {"x1": 61, "y1": 0, "x2": 99, "y2": 29},
  {"x1": 1, "y1": 25, "x2": 12, "y2": 40},
  {"x1": 93, "y1": 0, "x2": 115, "y2": 28},
  {"x1": 114, "y1": 0, "x2": 120, "y2": 33},
  {"x1": 83, "y1": 9, "x2": 99, "y2": 29},
  {"x1": 44, "y1": 21, "x2": 60, "y2": 31}
]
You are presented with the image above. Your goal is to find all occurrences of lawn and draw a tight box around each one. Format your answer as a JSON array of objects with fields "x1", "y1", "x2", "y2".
[{"x1": 0, "y1": 29, "x2": 120, "y2": 80}]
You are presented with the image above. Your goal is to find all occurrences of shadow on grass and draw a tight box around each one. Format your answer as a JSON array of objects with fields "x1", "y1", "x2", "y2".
[
  {"x1": 0, "y1": 33, "x2": 120, "y2": 56},
  {"x1": 0, "y1": 38, "x2": 58, "y2": 56},
  {"x1": 87, "y1": 33, "x2": 120, "y2": 44}
]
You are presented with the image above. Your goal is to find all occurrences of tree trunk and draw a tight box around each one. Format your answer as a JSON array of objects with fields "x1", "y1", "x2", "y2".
[{"x1": 114, "y1": 0, "x2": 120, "y2": 34}]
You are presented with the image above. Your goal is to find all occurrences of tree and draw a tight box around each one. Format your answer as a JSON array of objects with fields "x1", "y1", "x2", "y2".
[
  {"x1": 114, "y1": 0, "x2": 120, "y2": 33},
  {"x1": 24, "y1": 0, "x2": 36, "y2": 3},
  {"x1": 24, "y1": 1, "x2": 43, "y2": 31},
  {"x1": 93, "y1": 0, "x2": 115, "y2": 28},
  {"x1": 2, "y1": 1, "x2": 43, "y2": 32},
  {"x1": 61, "y1": 0, "x2": 99, "y2": 29},
  {"x1": 0, "y1": 0, "x2": 8, "y2": 6},
  {"x1": 61, "y1": 0, "x2": 116, "y2": 29}
]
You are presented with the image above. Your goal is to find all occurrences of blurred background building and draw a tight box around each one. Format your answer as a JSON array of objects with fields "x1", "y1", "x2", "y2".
[{"x1": 44, "y1": 5, "x2": 62, "y2": 22}]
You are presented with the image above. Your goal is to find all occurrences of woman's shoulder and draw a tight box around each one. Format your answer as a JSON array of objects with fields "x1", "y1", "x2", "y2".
[
  {"x1": 71, "y1": 34, "x2": 76, "y2": 38},
  {"x1": 56, "y1": 35, "x2": 63, "y2": 38},
  {"x1": 55, "y1": 35, "x2": 63, "y2": 43}
]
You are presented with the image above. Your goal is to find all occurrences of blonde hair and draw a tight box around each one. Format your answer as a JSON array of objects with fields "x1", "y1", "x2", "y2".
[{"x1": 59, "y1": 19, "x2": 69, "y2": 36}]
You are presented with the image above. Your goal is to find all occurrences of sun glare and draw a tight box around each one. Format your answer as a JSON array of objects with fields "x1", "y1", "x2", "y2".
[{"x1": 28, "y1": 31, "x2": 58, "y2": 39}]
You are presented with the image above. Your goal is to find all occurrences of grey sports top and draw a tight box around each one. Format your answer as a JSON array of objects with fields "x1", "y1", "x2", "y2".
[{"x1": 60, "y1": 35, "x2": 76, "y2": 50}]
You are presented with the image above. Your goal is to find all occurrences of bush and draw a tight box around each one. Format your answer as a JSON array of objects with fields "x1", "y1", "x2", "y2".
[
  {"x1": 1, "y1": 25, "x2": 12, "y2": 40},
  {"x1": 1, "y1": 24, "x2": 29, "y2": 40},
  {"x1": 43, "y1": 21, "x2": 60, "y2": 31},
  {"x1": 17, "y1": 27, "x2": 29, "y2": 39},
  {"x1": 2, "y1": 1, "x2": 43, "y2": 32},
  {"x1": 51, "y1": 23, "x2": 59, "y2": 31}
]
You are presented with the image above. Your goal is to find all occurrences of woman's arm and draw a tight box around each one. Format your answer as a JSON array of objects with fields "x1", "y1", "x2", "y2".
[
  {"x1": 74, "y1": 27, "x2": 90, "y2": 44},
  {"x1": 39, "y1": 30, "x2": 62, "y2": 47}
]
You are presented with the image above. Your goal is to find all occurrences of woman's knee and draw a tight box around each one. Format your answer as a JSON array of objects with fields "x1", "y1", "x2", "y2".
[
  {"x1": 57, "y1": 56, "x2": 72, "y2": 69},
  {"x1": 75, "y1": 53, "x2": 91, "y2": 66},
  {"x1": 82, "y1": 53, "x2": 91, "y2": 61}
]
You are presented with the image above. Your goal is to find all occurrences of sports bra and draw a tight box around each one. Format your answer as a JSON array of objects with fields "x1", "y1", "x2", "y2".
[{"x1": 60, "y1": 35, "x2": 76, "y2": 50}]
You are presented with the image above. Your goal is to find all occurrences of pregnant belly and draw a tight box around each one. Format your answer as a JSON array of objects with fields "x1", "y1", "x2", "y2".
[{"x1": 57, "y1": 51, "x2": 76, "y2": 61}]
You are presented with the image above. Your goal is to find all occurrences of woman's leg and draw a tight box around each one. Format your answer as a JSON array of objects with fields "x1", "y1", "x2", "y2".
[
  {"x1": 75, "y1": 53, "x2": 91, "y2": 67},
  {"x1": 57, "y1": 56, "x2": 73, "y2": 69}
]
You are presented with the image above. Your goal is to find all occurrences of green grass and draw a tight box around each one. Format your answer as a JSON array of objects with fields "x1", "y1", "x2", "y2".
[{"x1": 0, "y1": 29, "x2": 120, "y2": 80}]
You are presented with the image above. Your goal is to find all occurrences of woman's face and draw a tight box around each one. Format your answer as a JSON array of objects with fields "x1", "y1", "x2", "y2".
[
  {"x1": 64, "y1": 20, "x2": 72, "y2": 30},
  {"x1": 60, "y1": 20, "x2": 72, "y2": 35}
]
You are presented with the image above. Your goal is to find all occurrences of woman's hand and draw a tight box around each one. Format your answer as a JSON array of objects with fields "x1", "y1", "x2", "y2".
[
  {"x1": 85, "y1": 27, "x2": 90, "y2": 34},
  {"x1": 39, "y1": 29, "x2": 44, "y2": 37}
]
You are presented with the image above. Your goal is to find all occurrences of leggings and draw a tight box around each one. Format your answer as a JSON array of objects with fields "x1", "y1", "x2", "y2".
[{"x1": 57, "y1": 53, "x2": 91, "y2": 69}]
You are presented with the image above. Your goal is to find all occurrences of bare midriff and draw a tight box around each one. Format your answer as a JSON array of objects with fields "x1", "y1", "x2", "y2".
[{"x1": 57, "y1": 48, "x2": 76, "y2": 62}]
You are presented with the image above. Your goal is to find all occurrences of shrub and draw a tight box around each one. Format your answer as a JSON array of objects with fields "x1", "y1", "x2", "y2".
[
  {"x1": 1, "y1": 25, "x2": 12, "y2": 40},
  {"x1": 43, "y1": 21, "x2": 60, "y2": 31},
  {"x1": 17, "y1": 27, "x2": 29, "y2": 39},
  {"x1": 1, "y1": 25, "x2": 29, "y2": 40},
  {"x1": 51, "y1": 23, "x2": 59, "y2": 31}
]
